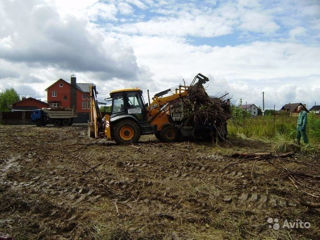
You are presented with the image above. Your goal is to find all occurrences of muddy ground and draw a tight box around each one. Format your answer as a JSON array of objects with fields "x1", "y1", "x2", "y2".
[{"x1": 0, "y1": 125, "x2": 319, "y2": 240}]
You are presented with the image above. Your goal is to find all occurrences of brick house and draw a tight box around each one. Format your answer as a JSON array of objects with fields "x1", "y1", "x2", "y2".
[
  {"x1": 46, "y1": 76, "x2": 94, "y2": 113},
  {"x1": 11, "y1": 97, "x2": 49, "y2": 111}
]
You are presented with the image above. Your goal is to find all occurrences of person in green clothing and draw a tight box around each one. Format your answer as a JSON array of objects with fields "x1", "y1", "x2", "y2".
[{"x1": 296, "y1": 105, "x2": 308, "y2": 144}]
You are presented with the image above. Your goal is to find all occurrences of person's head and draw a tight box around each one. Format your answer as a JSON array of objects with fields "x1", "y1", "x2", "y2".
[{"x1": 297, "y1": 105, "x2": 304, "y2": 112}]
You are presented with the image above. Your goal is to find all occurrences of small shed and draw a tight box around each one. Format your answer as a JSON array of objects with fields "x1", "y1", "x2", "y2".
[{"x1": 11, "y1": 97, "x2": 49, "y2": 112}]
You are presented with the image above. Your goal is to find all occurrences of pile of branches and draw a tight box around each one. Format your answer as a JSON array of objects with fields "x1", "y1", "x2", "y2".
[{"x1": 183, "y1": 80, "x2": 231, "y2": 141}]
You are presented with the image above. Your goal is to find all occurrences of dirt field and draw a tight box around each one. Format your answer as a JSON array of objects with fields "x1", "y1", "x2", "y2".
[{"x1": 0, "y1": 125, "x2": 319, "y2": 240}]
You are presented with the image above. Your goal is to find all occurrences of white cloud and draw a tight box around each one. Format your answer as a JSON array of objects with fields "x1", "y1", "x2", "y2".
[
  {"x1": 237, "y1": 0, "x2": 260, "y2": 8},
  {"x1": 239, "y1": 11, "x2": 279, "y2": 34},
  {"x1": 115, "y1": 13, "x2": 234, "y2": 37},
  {"x1": 117, "y1": 2, "x2": 134, "y2": 15},
  {"x1": 126, "y1": 0, "x2": 148, "y2": 9},
  {"x1": 49, "y1": 0, "x2": 98, "y2": 18},
  {"x1": 0, "y1": 0, "x2": 319, "y2": 110},
  {"x1": 125, "y1": 34, "x2": 320, "y2": 108},
  {"x1": 289, "y1": 26, "x2": 306, "y2": 40},
  {"x1": 0, "y1": 0, "x2": 148, "y2": 80},
  {"x1": 88, "y1": 2, "x2": 118, "y2": 21}
]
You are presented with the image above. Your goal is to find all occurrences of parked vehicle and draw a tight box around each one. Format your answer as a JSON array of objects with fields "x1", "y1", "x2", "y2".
[{"x1": 31, "y1": 108, "x2": 77, "y2": 126}]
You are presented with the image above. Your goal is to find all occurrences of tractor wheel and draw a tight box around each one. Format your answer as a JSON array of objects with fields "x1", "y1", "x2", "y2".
[
  {"x1": 62, "y1": 119, "x2": 71, "y2": 126},
  {"x1": 54, "y1": 119, "x2": 63, "y2": 127},
  {"x1": 36, "y1": 120, "x2": 46, "y2": 127},
  {"x1": 68, "y1": 118, "x2": 73, "y2": 126},
  {"x1": 113, "y1": 119, "x2": 140, "y2": 144},
  {"x1": 155, "y1": 131, "x2": 161, "y2": 141},
  {"x1": 159, "y1": 125, "x2": 178, "y2": 142}
]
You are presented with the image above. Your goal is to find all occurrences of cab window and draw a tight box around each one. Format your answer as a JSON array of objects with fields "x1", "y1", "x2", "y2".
[
  {"x1": 112, "y1": 94, "x2": 125, "y2": 113},
  {"x1": 127, "y1": 92, "x2": 143, "y2": 108}
]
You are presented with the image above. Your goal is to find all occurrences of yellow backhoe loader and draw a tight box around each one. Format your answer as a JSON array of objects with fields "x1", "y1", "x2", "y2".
[{"x1": 88, "y1": 73, "x2": 230, "y2": 144}]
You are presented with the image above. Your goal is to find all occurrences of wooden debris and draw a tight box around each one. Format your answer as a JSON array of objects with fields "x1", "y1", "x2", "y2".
[
  {"x1": 183, "y1": 80, "x2": 231, "y2": 141},
  {"x1": 231, "y1": 152, "x2": 272, "y2": 159},
  {"x1": 231, "y1": 151, "x2": 294, "y2": 159},
  {"x1": 301, "y1": 201, "x2": 320, "y2": 208}
]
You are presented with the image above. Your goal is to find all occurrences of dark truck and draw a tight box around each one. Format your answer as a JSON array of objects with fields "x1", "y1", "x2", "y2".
[{"x1": 31, "y1": 108, "x2": 77, "y2": 126}]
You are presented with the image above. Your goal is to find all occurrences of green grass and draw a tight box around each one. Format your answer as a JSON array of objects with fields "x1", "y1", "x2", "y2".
[{"x1": 228, "y1": 112, "x2": 320, "y2": 147}]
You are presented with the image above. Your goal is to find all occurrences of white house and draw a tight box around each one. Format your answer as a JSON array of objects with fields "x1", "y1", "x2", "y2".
[
  {"x1": 240, "y1": 104, "x2": 260, "y2": 117},
  {"x1": 309, "y1": 105, "x2": 320, "y2": 114}
]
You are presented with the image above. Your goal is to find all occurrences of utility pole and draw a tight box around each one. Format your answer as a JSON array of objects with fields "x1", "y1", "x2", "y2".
[
  {"x1": 262, "y1": 91, "x2": 265, "y2": 116},
  {"x1": 273, "y1": 104, "x2": 276, "y2": 136},
  {"x1": 147, "y1": 89, "x2": 151, "y2": 105}
]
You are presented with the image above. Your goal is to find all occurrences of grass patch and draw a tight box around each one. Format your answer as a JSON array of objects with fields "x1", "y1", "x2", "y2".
[{"x1": 228, "y1": 111, "x2": 320, "y2": 150}]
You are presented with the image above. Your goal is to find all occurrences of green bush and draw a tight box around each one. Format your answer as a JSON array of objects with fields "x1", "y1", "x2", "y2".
[
  {"x1": 0, "y1": 88, "x2": 19, "y2": 112},
  {"x1": 308, "y1": 113, "x2": 320, "y2": 141}
]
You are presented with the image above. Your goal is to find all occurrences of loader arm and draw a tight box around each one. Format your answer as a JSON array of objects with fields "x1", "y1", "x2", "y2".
[
  {"x1": 146, "y1": 73, "x2": 208, "y2": 130},
  {"x1": 149, "y1": 73, "x2": 208, "y2": 111},
  {"x1": 89, "y1": 85, "x2": 102, "y2": 138}
]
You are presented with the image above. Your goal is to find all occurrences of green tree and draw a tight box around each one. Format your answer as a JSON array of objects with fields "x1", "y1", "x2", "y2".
[
  {"x1": 0, "y1": 88, "x2": 20, "y2": 112},
  {"x1": 231, "y1": 105, "x2": 250, "y2": 123},
  {"x1": 99, "y1": 106, "x2": 112, "y2": 113}
]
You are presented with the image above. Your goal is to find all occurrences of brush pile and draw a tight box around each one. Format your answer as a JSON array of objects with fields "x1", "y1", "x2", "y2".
[{"x1": 183, "y1": 76, "x2": 231, "y2": 141}]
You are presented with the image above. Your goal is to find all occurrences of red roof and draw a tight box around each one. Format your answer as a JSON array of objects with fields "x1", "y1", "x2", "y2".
[
  {"x1": 12, "y1": 97, "x2": 49, "y2": 111},
  {"x1": 45, "y1": 78, "x2": 93, "y2": 93}
]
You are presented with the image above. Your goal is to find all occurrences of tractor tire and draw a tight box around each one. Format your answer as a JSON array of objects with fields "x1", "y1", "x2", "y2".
[
  {"x1": 54, "y1": 119, "x2": 63, "y2": 127},
  {"x1": 159, "y1": 125, "x2": 178, "y2": 142},
  {"x1": 68, "y1": 118, "x2": 73, "y2": 126},
  {"x1": 155, "y1": 131, "x2": 161, "y2": 141},
  {"x1": 62, "y1": 118, "x2": 71, "y2": 126},
  {"x1": 36, "y1": 120, "x2": 46, "y2": 127},
  {"x1": 113, "y1": 119, "x2": 140, "y2": 144}
]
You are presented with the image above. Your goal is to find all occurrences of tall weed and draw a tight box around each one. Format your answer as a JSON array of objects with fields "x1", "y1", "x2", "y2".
[{"x1": 228, "y1": 108, "x2": 320, "y2": 144}]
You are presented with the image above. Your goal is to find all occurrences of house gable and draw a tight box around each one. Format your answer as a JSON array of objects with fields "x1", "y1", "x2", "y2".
[
  {"x1": 45, "y1": 79, "x2": 70, "y2": 91},
  {"x1": 46, "y1": 77, "x2": 94, "y2": 113}
]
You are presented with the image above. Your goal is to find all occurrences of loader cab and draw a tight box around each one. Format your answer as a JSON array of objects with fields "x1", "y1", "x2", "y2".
[{"x1": 110, "y1": 89, "x2": 146, "y2": 121}]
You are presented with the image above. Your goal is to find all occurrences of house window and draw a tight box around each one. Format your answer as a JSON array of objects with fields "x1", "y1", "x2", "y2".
[
  {"x1": 82, "y1": 101, "x2": 89, "y2": 109},
  {"x1": 51, "y1": 103, "x2": 59, "y2": 108},
  {"x1": 82, "y1": 94, "x2": 88, "y2": 100},
  {"x1": 59, "y1": 83, "x2": 63, "y2": 87},
  {"x1": 52, "y1": 90, "x2": 57, "y2": 97},
  {"x1": 64, "y1": 96, "x2": 67, "y2": 100}
]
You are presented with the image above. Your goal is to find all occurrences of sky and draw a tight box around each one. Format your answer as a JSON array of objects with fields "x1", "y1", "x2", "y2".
[{"x1": 0, "y1": 0, "x2": 319, "y2": 109}]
